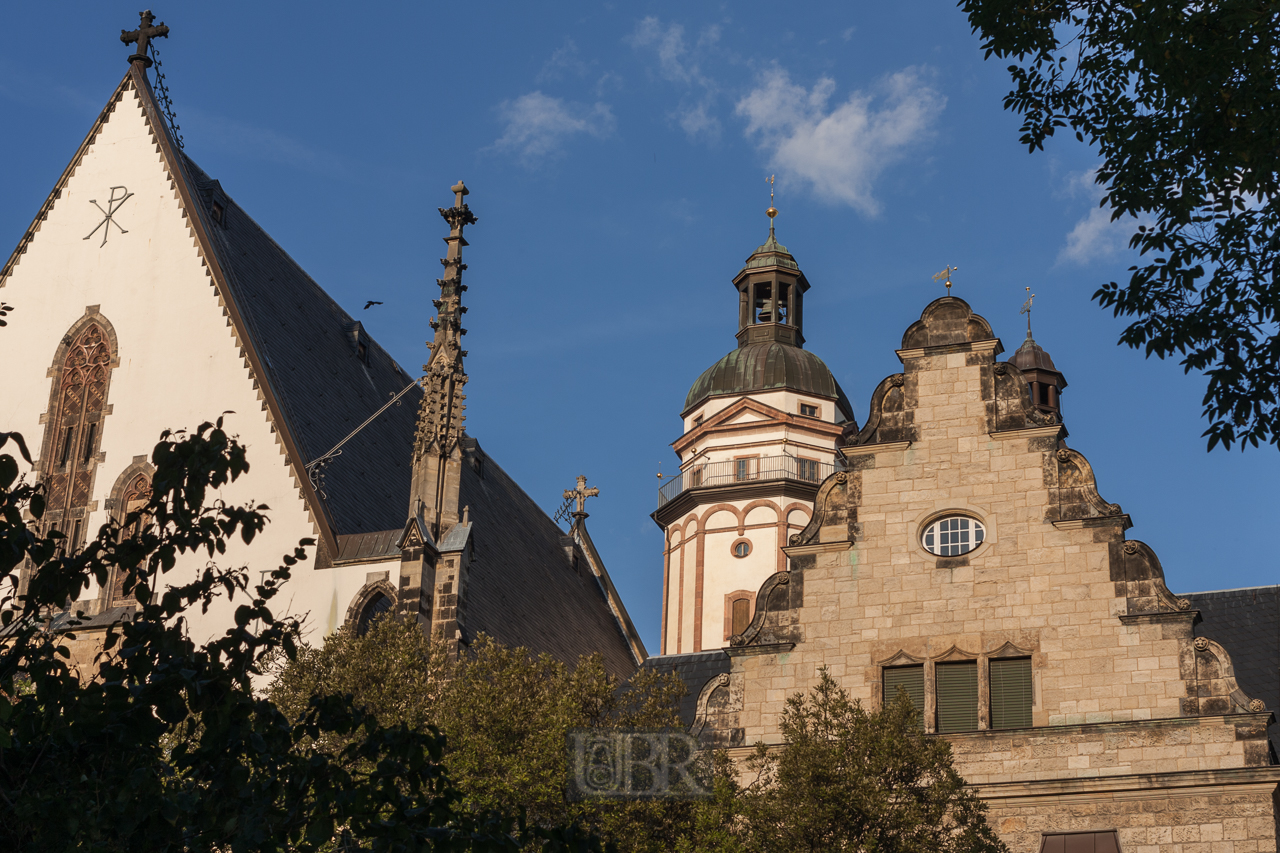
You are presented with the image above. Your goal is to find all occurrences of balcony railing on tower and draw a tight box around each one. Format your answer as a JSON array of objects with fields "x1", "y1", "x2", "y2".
[{"x1": 656, "y1": 454, "x2": 835, "y2": 508}]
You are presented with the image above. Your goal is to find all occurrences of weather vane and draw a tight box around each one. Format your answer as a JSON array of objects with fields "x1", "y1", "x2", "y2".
[
  {"x1": 933, "y1": 265, "x2": 959, "y2": 294},
  {"x1": 1020, "y1": 286, "x2": 1036, "y2": 335},
  {"x1": 766, "y1": 175, "x2": 778, "y2": 237}
]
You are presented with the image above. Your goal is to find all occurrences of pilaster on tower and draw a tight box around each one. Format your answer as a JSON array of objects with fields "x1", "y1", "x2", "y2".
[{"x1": 413, "y1": 181, "x2": 477, "y2": 540}]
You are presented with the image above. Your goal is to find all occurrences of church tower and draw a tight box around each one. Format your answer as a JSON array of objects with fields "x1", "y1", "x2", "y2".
[{"x1": 654, "y1": 208, "x2": 854, "y2": 654}]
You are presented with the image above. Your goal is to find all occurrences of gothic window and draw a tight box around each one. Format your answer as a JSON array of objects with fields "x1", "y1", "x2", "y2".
[
  {"x1": 39, "y1": 319, "x2": 115, "y2": 551},
  {"x1": 110, "y1": 472, "x2": 151, "y2": 605},
  {"x1": 356, "y1": 592, "x2": 393, "y2": 637}
]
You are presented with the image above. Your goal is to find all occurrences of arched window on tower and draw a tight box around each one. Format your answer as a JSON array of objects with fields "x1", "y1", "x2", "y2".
[{"x1": 38, "y1": 318, "x2": 116, "y2": 552}]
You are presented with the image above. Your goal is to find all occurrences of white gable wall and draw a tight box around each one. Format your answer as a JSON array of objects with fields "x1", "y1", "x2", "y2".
[{"x1": 0, "y1": 81, "x2": 348, "y2": 644}]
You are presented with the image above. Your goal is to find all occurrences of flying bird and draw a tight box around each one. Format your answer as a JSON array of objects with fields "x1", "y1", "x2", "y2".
[{"x1": 363, "y1": 300, "x2": 383, "y2": 310}]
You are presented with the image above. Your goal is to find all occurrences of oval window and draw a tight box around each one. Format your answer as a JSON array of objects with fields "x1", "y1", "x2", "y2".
[
  {"x1": 922, "y1": 516, "x2": 985, "y2": 557},
  {"x1": 732, "y1": 540, "x2": 751, "y2": 558}
]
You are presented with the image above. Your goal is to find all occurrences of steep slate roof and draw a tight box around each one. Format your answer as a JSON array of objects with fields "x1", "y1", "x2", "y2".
[
  {"x1": 181, "y1": 157, "x2": 420, "y2": 536},
  {"x1": 177, "y1": 132, "x2": 642, "y2": 677},
  {"x1": 458, "y1": 439, "x2": 640, "y2": 678},
  {"x1": 1187, "y1": 585, "x2": 1280, "y2": 747},
  {"x1": 639, "y1": 650, "x2": 732, "y2": 726}
]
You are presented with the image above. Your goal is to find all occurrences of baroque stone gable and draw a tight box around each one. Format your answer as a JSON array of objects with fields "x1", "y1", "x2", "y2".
[{"x1": 672, "y1": 295, "x2": 1280, "y2": 852}]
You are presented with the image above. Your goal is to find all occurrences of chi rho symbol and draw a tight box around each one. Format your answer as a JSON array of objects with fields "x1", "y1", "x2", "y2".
[{"x1": 84, "y1": 186, "x2": 134, "y2": 247}]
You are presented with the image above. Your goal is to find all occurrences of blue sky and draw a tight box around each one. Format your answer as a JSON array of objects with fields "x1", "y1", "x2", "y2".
[{"x1": 3, "y1": 3, "x2": 1276, "y2": 655}]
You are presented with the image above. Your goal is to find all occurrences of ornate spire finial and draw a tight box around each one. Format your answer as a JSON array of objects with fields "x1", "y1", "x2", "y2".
[
  {"x1": 766, "y1": 175, "x2": 778, "y2": 239},
  {"x1": 563, "y1": 474, "x2": 600, "y2": 517},
  {"x1": 415, "y1": 182, "x2": 477, "y2": 463},
  {"x1": 120, "y1": 10, "x2": 169, "y2": 67},
  {"x1": 1020, "y1": 286, "x2": 1036, "y2": 340},
  {"x1": 933, "y1": 265, "x2": 959, "y2": 294}
]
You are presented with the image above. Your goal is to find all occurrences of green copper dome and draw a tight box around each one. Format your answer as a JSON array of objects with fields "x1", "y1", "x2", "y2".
[{"x1": 684, "y1": 341, "x2": 854, "y2": 421}]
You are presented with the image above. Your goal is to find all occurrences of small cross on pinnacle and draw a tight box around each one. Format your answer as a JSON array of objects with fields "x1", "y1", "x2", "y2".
[
  {"x1": 564, "y1": 475, "x2": 600, "y2": 517},
  {"x1": 121, "y1": 10, "x2": 169, "y2": 67}
]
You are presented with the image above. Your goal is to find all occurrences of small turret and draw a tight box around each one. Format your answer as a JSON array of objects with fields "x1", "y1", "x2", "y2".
[{"x1": 1012, "y1": 331, "x2": 1067, "y2": 418}]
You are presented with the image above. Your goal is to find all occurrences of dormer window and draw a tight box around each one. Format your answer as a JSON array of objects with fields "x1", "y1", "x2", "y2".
[
  {"x1": 210, "y1": 201, "x2": 224, "y2": 225},
  {"x1": 347, "y1": 322, "x2": 370, "y2": 365}
]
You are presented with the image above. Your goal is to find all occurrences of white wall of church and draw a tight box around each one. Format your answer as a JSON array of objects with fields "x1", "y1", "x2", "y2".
[{"x1": 0, "y1": 84, "x2": 347, "y2": 648}]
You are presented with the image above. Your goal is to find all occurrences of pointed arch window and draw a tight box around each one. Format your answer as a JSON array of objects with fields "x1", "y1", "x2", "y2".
[
  {"x1": 110, "y1": 472, "x2": 151, "y2": 606},
  {"x1": 356, "y1": 593, "x2": 394, "y2": 636},
  {"x1": 39, "y1": 318, "x2": 116, "y2": 551}
]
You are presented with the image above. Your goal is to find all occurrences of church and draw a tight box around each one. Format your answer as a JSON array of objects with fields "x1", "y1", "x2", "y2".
[
  {"x1": 5, "y1": 15, "x2": 1280, "y2": 853},
  {"x1": 0, "y1": 15, "x2": 644, "y2": 680}
]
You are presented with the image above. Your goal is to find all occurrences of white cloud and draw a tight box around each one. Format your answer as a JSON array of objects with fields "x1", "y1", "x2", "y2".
[
  {"x1": 491, "y1": 92, "x2": 615, "y2": 165},
  {"x1": 1058, "y1": 206, "x2": 1131, "y2": 264},
  {"x1": 735, "y1": 67, "x2": 945, "y2": 215},
  {"x1": 841, "y1": 27, "x2": 856, "y2": 41},
  {"x1": 1055, "y1": 166, "x2": 1152, "y2": 265},
  {"x1": 537, "y1": 38, "x2": 591, "y2": 83},
  {"x1": 628, "y1": 16, "x2": 722, "y2": 142}
]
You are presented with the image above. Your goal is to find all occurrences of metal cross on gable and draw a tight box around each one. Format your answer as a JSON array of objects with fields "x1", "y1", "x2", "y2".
[
  {"x1": 563, "y1": 475, "x2": 600, "y2": 516},
  {"x1": 84, "y1": 186, "x2": 134, "y2": 247},
  {"x1": 121, "y1": 10, "x2": 170, "y2": 67}
]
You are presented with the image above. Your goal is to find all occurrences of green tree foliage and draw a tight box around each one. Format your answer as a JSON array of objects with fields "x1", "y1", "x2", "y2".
[
  {"x1": 728, "y1": 669, "x2": 1006, "y2": 853},
  {"x1": 269, "y1": 626, "x2": 695, "y2": 853},
  {"x1": 0, "y1": 424, "x2": 604, "y2": 852},
  {"x1": 961, "y1": 0, "x2": 1280, "y2": 450}
]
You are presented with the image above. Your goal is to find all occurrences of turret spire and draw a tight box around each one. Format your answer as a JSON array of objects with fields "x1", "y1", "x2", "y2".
[{"x1": 414, "y1": 182, "x2": 477, "y2": 536}]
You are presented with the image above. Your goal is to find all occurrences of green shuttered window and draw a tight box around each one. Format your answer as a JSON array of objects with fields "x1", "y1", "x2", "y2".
[
  {"x1": 990, "y1": 657, "x2": 1033, "y2": 730},
  {"x1": 882, "y1": 665, "x2": 924, "y2": 726},
  {"x1": 935, "y1": 661, "x2": 978, "y2": 733}
]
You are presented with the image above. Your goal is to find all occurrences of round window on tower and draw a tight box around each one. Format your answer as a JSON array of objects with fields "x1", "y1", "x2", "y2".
[
  {"x1": 921, "y1": 516, "x2": 986, "y2": 557},
  {"x1": 731, "y1": 539, "x2": 752, "y2": 558}
]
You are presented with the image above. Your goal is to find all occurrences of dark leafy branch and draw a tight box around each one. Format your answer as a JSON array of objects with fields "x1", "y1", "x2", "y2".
[
  {"x1": 961, "y1": 0, "x2": 1280, "y2": 449},
  {"x1": 0, "y1": 423, "x2": 607, "y2": 852}
]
